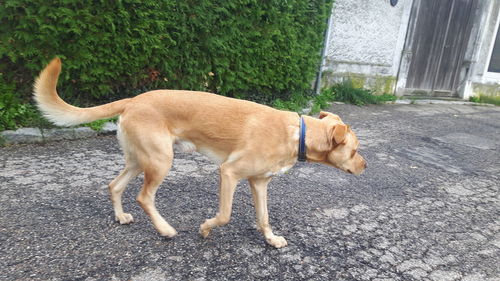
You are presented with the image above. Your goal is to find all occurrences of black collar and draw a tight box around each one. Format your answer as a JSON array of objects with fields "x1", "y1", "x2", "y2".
[{"x1": 298, "y1": 116, "x2": 307, "y2": 162}]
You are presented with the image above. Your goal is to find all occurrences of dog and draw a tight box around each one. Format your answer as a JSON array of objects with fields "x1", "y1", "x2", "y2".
[{"x1": 33, "y1": 58, "x2": 366, "y2": 248}]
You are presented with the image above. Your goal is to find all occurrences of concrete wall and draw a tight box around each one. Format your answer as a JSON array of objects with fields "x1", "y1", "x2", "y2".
[{"x1": 322, "y1": 0, "x2": 413, "y2": 94}]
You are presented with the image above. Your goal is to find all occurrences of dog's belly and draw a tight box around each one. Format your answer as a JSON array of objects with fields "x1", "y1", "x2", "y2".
[
  {"x1": 197, "y1": 147, "x2": 225, "y2": 165},
  {"x1": 174, "y1": 138, "x2": 197, "y2": 153},
  {"x1": 174, "y1": 138, "x2": 225, "y2": 165}
]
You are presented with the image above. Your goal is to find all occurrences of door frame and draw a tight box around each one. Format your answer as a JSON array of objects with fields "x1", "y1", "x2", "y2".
[
  {"x1": 395, "y1": 0, "x2": 482, "y2": 98},
  {"x1": 483, "y1": 13, "x2": 500, "y2": 80}
]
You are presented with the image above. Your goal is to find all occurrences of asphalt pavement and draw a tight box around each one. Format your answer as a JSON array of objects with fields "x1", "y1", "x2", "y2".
[{"x1": 1, "y1": 103, "x2": 499, "y2": 281}]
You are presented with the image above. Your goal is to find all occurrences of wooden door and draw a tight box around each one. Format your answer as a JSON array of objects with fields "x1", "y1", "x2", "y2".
[{"x1": 398, "y1": 0, "x2": 478, "y2": 97}]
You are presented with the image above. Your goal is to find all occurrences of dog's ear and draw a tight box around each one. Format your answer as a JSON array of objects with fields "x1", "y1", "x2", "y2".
[
  {"x1": 332, "y1": 123, "x2": 348, "y2": 144},
  {"x1": 319, "y1": 111, "x2": 330, "y2": 119},
  {"x1": 319, "y1": 111, "x2": 342, "y2": 121}
]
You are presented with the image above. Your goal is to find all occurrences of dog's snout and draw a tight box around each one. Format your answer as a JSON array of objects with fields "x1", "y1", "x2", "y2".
[{"x1": 363, "y1": 161, "x2": 367, "y2": 169}]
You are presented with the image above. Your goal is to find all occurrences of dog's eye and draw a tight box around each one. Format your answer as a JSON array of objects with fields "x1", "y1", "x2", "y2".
[{"x1": 350, "y1": 150, "x2": 356, "y2": 158}]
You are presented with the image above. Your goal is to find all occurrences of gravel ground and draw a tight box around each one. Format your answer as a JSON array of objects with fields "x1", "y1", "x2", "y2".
[{"x1": 1, "y1": 103, "x2": 499, "y2": 281}]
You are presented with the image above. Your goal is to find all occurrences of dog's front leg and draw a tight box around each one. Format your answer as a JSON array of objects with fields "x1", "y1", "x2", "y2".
[
  {"x1": 200, "y1": 164, "x2": 239, "y2": 238},
  {"x1": 249, "y1": 176, "x2": 288, "y2": 248}
]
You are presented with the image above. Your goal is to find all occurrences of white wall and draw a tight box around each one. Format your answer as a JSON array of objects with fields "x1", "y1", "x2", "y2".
[{"x1": 322, "y1": 0, "x2": 413, "y2": 93}]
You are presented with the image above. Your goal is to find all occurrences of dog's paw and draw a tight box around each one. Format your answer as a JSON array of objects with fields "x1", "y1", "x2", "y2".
[
  {"x1": 266, "y1": 235, "x2": 288, "y2": 248},
  {"x1": 157, "y1": 224, "x2": 178, "y2": 238},
  {"x1": 199, "y1": 224, "x2": 211, "y2": 238},
  {"x1": 115, "y1": 213, "x2": 134, "y2": 224}
]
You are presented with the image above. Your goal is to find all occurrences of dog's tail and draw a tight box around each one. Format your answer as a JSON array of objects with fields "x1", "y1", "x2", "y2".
[{"x1": 33, "y1": 58, "x2": 130, "y2": 126}]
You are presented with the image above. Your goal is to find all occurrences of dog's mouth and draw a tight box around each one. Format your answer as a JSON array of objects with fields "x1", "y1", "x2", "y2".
[{"x1": 347, "y1": 169, "x2": 353, "y2": 174}]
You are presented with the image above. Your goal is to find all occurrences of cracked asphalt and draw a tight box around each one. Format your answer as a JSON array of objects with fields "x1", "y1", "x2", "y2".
[{"x1": 1, "y1": 103, "x2": 499, "y2": 281}]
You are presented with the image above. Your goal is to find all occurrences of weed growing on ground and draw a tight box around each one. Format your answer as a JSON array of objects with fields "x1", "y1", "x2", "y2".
[
  {"x1": 329, "y1": 81, "x2": 396, "y2": 106},
  {"x1": 84, "y1": 118, "x2": 118, "y2": 132},
  {"x1": 272, "y1": 80, "x2": 396, "y2": 114},
  {"x1": 470, "y1": 95, "x2": 500, "y2": 106},
  {"x1": 272, "y1": 92, "x2": 313, "y2": 112}
]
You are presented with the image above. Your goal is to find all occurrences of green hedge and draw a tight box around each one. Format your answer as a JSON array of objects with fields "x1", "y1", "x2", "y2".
[{"x1": 0, "y1": 0, "x2": 332, "y2": 106}]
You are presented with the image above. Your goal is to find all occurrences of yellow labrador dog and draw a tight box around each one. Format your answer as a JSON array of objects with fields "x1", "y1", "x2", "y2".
[{"x1": 34, "y1": 58, "x2": 366, "y2": 248}]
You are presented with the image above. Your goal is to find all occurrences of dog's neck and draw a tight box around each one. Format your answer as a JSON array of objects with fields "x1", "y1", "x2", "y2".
[{"x1": 301, "y1": 116, "x2": 331, "y2": 163}]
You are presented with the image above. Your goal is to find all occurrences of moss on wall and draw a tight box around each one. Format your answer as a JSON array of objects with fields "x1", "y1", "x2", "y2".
[
  {"x1": 321, "y1": 72, "x2": 396, "y2": 95},
  {"x1": 349, "y1": 75, "x2": 366, "y2": 89},
  {"x1": 472, "y1": 83, "x2": 500, "y2": 97}
]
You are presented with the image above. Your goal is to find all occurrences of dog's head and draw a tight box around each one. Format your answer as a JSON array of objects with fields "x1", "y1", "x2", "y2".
[{"x1": 307, "y1": 111, "x2": 367, "y2": 175}]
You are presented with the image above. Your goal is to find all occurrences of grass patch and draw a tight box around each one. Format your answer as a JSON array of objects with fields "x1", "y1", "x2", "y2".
[
  {"x1": 310, "y1": 87, "x2": 336, "y2": 114},
  {"x1": 272, "y1": 92, "x2": 313, "y2": 112},
  {"x1": 82, "y1": 118, "x2": 118, "y2": 132},
  {"x1": 328, "y1": 81, "x2": 396, "y2": 106},
  {"x1": 470, "y1": 95, "x2": 500, "y2": 106},
  {"x1": 272, "y1": 80, "x2": 396, "y2": 114}
]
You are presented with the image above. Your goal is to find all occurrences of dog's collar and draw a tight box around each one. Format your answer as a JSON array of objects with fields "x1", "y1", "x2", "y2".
[{"x1": 298, "y1": 116, "x2": 307, "y2": 162}]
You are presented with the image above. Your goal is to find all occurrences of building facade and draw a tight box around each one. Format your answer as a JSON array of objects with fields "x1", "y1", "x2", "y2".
[{"x1": 321, "y1": 0, "x2": 500, "y2": 99}]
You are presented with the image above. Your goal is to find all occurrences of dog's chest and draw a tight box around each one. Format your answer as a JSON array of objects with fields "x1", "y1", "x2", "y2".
[{"x1": 264, "y1": 163, "x2": 295, "y2": 177}]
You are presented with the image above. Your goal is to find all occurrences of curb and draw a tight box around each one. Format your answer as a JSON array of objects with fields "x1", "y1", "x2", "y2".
[
  {"x1": 388, "y1": 99, "x2": 495, "y2": 106},
  {"x1": 1, "y1": 122, "x2": 118, "y2": 146}
]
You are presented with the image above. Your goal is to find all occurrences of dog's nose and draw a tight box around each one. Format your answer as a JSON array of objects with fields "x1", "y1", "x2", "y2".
[{"x1": 363, "y1": 161, "x2": 367, "y2": 169}]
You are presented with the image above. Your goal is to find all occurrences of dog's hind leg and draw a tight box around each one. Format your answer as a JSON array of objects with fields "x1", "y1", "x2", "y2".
[
  {"x1": 109, "y1": 121, "x2": 142, "y2": 225},
  {"x1": 136, "y1": 135, "x2": 177, "y2": 238},
  {"x1": 108, "y1": 163, "x2": 141, "y2": 224},
  {"x1": 249, "y1": 176, "x2": 287, "y2": 248}
]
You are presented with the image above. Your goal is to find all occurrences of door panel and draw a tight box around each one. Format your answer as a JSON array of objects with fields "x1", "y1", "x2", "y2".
[{"x1": 402, "y1": 0, "x2": 478, "y2": 97}]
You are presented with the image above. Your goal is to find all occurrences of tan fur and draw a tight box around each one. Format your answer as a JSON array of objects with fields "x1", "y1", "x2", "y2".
[{"x1": 34, "y1": 58, "x2": 366, "y2": 248}]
